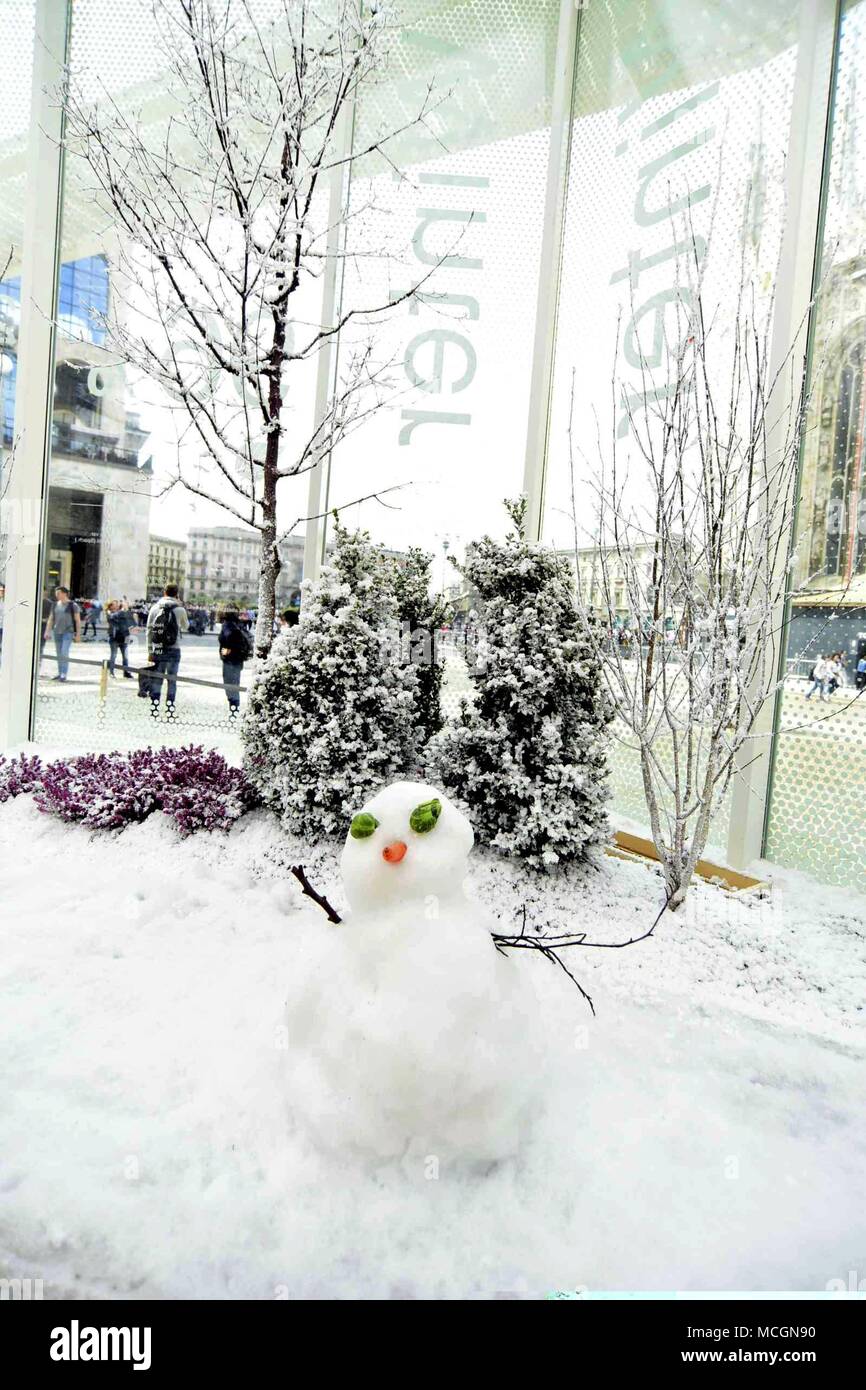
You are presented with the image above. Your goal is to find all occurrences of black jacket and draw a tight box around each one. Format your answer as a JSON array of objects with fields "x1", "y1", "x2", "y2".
[
  {"x1": 107, "y1": 609, "x2": 134, "y2": 641},
  {"x1": 219, "y1": 620, "x2": 251, "y2": 665}
]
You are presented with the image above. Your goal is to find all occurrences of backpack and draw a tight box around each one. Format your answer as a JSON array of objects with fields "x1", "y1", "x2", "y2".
[{"x1": 150, "y1": 601, "x2": 179, "y2": 655}]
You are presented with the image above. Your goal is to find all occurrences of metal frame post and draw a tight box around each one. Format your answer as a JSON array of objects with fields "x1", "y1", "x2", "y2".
[
  {"x1": 0, "y1": 0, "x2": 71, "y2": 748},
  {"x1": 521, "y1": 0, "x2": 581, "y2": 543},
  {"x1": 301, "y1": 54, "x2": 358, "y2": 589}
]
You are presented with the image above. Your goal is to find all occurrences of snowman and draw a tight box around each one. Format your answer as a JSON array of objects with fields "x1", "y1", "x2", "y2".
[{"x1": 284, "y1": 781, "x2": 542, "y2": 1163}]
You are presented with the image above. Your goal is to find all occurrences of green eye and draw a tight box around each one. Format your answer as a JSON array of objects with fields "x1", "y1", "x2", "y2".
[
  {"x1": 409, "y1": 798, "x2": 441, "y2": 834},
  {"x1": 350, "y1": 811, "x2": 379, "y2": 839}
]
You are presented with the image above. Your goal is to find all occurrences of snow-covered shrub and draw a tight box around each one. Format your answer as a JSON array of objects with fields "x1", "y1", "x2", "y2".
[
  {"x1": 242, "y1": 519, "x2": 418, "y2": 839},
  {"x1": 34, "y1": 746, "x2": 259, "y2": 834},
  {"x1": 428, "y1": 498, "x2": 613, "y2": 868},
  {"x1": 0, "y1": 754, "x2": 44, "y2": 803},
  {"x1": 388, "y1": 545, "x2": 448, "y2": 746}
]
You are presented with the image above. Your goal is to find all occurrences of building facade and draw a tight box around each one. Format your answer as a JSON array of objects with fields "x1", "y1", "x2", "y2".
[
  {"x1": 568, "y1": 540, "x2": 695, "y2": 630},
  {"x1": 186, "y1": 527, "x2": 304, "y2": 610},
  {"x1": 2, "y1": 254, "x2": 154, "y2": 606},
  {"x1": 786, "y1": 249, "x2": 866, "y2": 673},
  {"x1": 147, "y1": 535, "x2": 187, "y2": 599}
]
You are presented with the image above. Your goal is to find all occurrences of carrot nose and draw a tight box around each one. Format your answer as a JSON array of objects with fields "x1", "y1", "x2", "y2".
[{"x1": 382, "y1": 841, "x2": 407, "y2": 864}]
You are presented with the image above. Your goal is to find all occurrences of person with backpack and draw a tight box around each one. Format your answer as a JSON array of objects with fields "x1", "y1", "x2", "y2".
[
  {"x1": 105, "y1": 599, "x2": 135, "y2": 678},
  {"x1": 43, "y1": 586, "x2": 82, "y2": 681},
  {"x1": 805, "y1": 654, "x2": 830, "y2": 702},
  {"x1": 218, "y1": 607, "x2": 252, "y2": 716},
  {"x1": 146, "y1": 582, "x2": 189, "y2": 715}
]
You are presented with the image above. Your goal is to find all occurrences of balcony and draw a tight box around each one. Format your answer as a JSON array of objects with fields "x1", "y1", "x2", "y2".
[{"x1": 51, "y1": 422, "x2": 152, "y2": 472}]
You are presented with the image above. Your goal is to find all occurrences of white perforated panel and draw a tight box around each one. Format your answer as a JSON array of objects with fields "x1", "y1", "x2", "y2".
[
  {"x1": 543, "y1": 0, "x2": 803, "y2": 851},
  {"x1": 766, "y1": 0, "x2": 866, "y2": 889}
]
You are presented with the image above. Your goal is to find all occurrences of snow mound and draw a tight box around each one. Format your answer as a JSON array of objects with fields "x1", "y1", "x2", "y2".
[
  {"x1": 285, "y1": 902, "x2": 541, "y2": 1162},
  {"x1": 287, "y1": 781, "x2": 542, "y2": 1161},
  {"x1": 1, "y1": 793, "x2": 865, "y2": 1297}
]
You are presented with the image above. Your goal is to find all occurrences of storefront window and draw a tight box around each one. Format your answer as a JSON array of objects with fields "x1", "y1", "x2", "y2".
[{"x1": 765, "y1": 0, "x2": 866, "y2": 888}]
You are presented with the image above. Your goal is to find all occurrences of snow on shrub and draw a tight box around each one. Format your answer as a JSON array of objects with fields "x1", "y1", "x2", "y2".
[
  {"x1": 0, "y1": 754, "x2": 44, "y2": 803},
  {"x1": 29, "y1": 746, "x2": 259, "y2": 835},
  {"x1": 428, "y1": 498, "x2": 613, "y2": 869},
  {"x1": 243, "y1": 519, "x2": 418, "y2": 839}
]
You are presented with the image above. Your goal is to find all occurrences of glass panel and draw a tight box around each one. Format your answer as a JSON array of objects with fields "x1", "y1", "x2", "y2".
[
  {"x1": 324, "y1": 3, "x2": 558, "y2": 555},
  {"x1": 322, "y1": 0, "x2": 558, "y2": 725},
  {"x1": 543, "y1": 0, "x2": 804, "y2": 855},
  {"x1": 0, "y1": 0, "x2": 37, "y2": 679},
  {"x1": 766, "y1": 0, "x2": 866, "y2": 888},
  {"x1": 33, "y1": 0, "x2": 323, "y2": 753}
]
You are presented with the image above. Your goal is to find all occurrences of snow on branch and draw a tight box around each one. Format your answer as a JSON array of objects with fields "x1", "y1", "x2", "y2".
[
  {"x1": 567, "y1": 215, "x2": 827, "y2": 908},
  {"x1": 60, "y1": 0, "x2": 451, "y2": 658}
]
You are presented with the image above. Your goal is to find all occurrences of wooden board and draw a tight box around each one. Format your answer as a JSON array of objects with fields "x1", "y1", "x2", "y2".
[{"x1": 608, "y1": 830, "x2": 766, "y2": 893}]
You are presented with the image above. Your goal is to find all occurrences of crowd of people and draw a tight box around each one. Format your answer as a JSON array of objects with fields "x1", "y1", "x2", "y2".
[
  {"x1": 31, "y1": 586, "x2": 866, "y2": 718},
  {"x1": 803, "y1": 650, "x2": 855, "y2": 701},
  {"x1": 40, "y1": 586, "x2": 299, "y2": 715}
]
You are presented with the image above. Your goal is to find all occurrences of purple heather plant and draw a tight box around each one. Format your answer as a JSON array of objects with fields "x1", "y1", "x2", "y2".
[
  {"x1": 1, "y1": 746, "x2": 259, "y2": 835},
  {"x1": 0, "y1": 754, "x2": 44, "y2": 803}
]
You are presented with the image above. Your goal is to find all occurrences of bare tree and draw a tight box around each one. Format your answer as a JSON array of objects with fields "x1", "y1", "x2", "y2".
[
  {"x1": 61, "y1": 0, "x2": 443, "y2": 656},
  {"x1": 569, "y1": 254, "x2": 815, "y2": 908}
]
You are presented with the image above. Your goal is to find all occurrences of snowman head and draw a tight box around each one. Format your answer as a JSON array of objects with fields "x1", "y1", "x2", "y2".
[{"x1": 340, "y1": 781, "x2": 474, "y2": 915}]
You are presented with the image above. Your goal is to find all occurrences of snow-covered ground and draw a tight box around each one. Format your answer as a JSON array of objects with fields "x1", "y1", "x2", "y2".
[{"x1": 1, "y1": 793, "x2": 864, "y2": 1298}]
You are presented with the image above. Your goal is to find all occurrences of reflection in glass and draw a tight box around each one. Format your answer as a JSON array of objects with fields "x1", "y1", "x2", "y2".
[{"x1": 32, "y1": 0, "x2": 326, "y2": 749}]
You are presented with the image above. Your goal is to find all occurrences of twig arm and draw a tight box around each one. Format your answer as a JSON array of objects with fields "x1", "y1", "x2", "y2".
[{"x1": 289, "y1": 864, "x2": 343, "y2": 924}]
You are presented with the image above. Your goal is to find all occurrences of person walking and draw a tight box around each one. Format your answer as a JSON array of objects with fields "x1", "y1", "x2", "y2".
[
  {"x1": 82, "y1": 597, "x2": 101, "y2": 640},
  {"x1": 826, "y1": 652, "x2": 844, "y2": 696},
  {"x1": 805, "y1": 654, "x2": 830, "y2": 701},
  {"x1": 218, "y1": 607, "x2": 252, "y2": 717},
  {"x1": 43, "y1": 586, "x2": 81, "y2": 681},
  {"x1": 105, "y1": 599, "x2": 134, "y2": 677},
  {"x1": 146, "y1": 582, "x2": 188, "y2": 716}
]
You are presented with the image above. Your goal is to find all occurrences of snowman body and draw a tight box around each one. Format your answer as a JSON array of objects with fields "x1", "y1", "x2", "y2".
[{"x1": 285, "y1": 782, "x2": 541, "y2": 1162}]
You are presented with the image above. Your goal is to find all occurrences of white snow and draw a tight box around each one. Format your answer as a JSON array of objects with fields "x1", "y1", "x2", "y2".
[{"x1": 1, "y1": 791, "x2": 865, "y2": 1298}]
